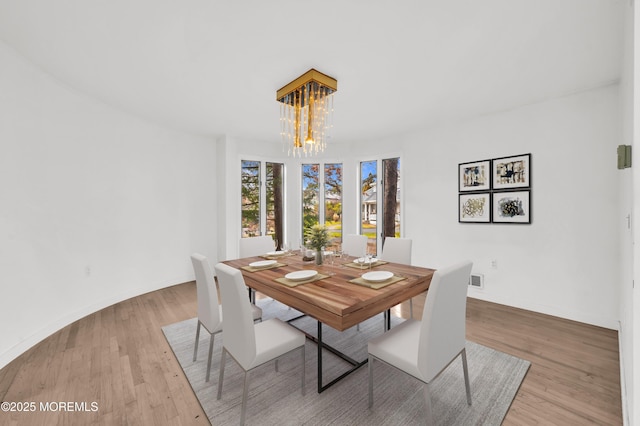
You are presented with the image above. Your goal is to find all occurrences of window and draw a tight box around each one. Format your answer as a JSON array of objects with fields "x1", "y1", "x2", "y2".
[
  {"x1": 360, "y1": 157, "x2": 401, "y2": 255},
  {"x1": 266, "y1": 162, "x2": 284, "y2": 247},
  {"x1": 302, "y1": 164, "x2": 320, "y2": 231},
  {"x1": 241, "y1": 160, "x2": 261, "y2": 237},
  {"x1": 360, "y1": 160, "x2": 377, "y2": 253},
  {"x1": 382, "y1": 157, "x2": 401, "y2": 239},
  {"x1": 324, "y1": 163, "x2": 343, "y2": 249},
  {"x1": 302, "y1": 162, "x2": 343, "y2": 251},
  {"x1": 241, "y1": 160, "x2": 284, "y2": 248}
]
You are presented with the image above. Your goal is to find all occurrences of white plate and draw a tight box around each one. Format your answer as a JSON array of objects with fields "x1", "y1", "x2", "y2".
[
  {"x1": 354, "y1": 257, "x2": 377, "y2": 264},
  {"x1": 249, "y1": 260, "x2": 277, "y2": 269},
  {"x1": 266, "y1": 251, "x2": 286, "y2": 257},
  {"x1": 361, "y1": 271, "x2": 394, "y2": 283},
  {"x1": 285, "y1": 270, "x2": 318, "y2": 281}
]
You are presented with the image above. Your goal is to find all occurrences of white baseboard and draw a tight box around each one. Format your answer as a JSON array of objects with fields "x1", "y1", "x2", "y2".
[{"x1": 467, "y1": 291, "x2": 619, "y2": 330}]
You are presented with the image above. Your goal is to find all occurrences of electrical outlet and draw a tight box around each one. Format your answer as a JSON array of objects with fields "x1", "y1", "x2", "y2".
[{"x1": 490, "y1": 260, "x2": 498, "y2": 269}]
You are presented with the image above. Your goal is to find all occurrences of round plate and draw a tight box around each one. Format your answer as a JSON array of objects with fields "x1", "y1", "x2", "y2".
[
  {"x1": 354, "y1": 257, "x2": 377, "y2": 264},
  {"x1": 249, "y1": 260, "x2": 277, "y2": 269},
  {"x1": 361, "y1": 271, "x2": 394, "y2": 283},
  {"x1": 266, "y1": 251, "x2": 286, "y2": 257},
  {"x1": 285, "y1": 270, "x2": 318, "y2": 281}
]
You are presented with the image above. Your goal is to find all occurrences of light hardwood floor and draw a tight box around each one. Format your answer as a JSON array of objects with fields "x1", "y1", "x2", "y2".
[{"x1": 0, "y1": 282, "x2": 622, "y2": 425}]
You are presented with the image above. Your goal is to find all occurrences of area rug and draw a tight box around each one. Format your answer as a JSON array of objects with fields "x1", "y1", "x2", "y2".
[{"x1": 162, "y1": 299, "x2": 530, "y2": 425}]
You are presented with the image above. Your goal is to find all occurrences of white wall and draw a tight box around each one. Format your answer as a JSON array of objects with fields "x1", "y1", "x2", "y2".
[
  {"x1": 632, "y1": 1, "x2": 640, "y2": 423},
  {"x1": 0, "y1": 42, "x2": 217, "y2": 369},
  {"x1": 397, "y1": 86, "x2": 621, "y2": 329},
  {"x1": 619, "y1": 2, "x2": 635, "y2": 424}
]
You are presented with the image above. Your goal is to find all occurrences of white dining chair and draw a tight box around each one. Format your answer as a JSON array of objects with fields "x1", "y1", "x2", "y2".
[
  {"x1": 341, "y1": 234, "x2": 368, "y2": 258},
  {"x1": 191, "y1": 254, "x2": 262, "y2": 382},
  {"x1": 238, "y1": 236, "x2": 276, "y2": 303},
  {"x1": 368, "y1": 260, "x2": 473, "y2": 424},
  {"x1": 380, "y1": 237, "x2": 414, "y2": 318},
  {"x1": 214, "y1": 263, "x2": 306, "y2": 426},
  {"x1": 239, "y1": 235, "x2": 276, "y2": 258}
]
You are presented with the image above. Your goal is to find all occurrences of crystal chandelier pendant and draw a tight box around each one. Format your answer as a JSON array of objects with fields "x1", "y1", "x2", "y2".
[{"x1": 276, "y1": 69, "x2": 337, "y2": 157}]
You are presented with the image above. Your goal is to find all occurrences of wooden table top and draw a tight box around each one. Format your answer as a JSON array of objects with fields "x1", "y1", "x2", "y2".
[{"x1": 223, "y1": 252, "x2": 435, "y2": 331}]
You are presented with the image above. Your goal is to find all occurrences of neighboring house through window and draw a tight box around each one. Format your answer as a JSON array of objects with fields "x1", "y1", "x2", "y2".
[{"x1": 360, "y1": 157, "x2": 401, "y2": 255}]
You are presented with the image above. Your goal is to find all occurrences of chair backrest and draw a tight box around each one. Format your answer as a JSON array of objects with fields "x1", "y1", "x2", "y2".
[
  {"x1": 214, "y1": 263, "x2": 257, "y2": 370},
  {"x1": 418, "y1": 260, "x2": 473, "y2": 382},
  {"x1": 380, "y1": 237, "x2": 412, "y2": 264},
  {"x1": 191, "y1": 253, "x2": 221, "y2": 333},
  {"x1": 239, "y1": 235, "x2": 275, "y2": 258},
  {"x1": 342, "y1": 234, "x2": 368, "y2": 258}
]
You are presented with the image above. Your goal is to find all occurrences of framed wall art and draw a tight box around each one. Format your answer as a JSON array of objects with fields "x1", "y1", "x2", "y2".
[
  {"x1": 459, "y1": 192, "x2": 491, "y2": 223},
  {"x1": 492, "y1": 153, "x2": 531, "y2": 190},
  {"x1": 459, "y1": 159, "x2": 491, "y2": 192},
  {"x1": 492, "y1": 190, "x2": 531, "y2": 224}
]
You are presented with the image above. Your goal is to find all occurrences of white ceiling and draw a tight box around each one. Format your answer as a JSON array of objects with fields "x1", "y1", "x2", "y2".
[{"x1": 0, "y1": 0, "x2": 624, "y2": 144}]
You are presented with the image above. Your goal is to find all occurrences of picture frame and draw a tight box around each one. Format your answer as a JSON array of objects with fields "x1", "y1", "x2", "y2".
[
  {"x1": 459, "y1": 159, "x2": 491, "y2": 192},
  {"x1": 492, "y1": 153, "x2": 531, "y2": 190},
  {"x1": 492, "y1": 190, "x2": 531, "y2": 224},
  {"x1": 459, "y1": 192, "x2": 491, "y2": 223}
]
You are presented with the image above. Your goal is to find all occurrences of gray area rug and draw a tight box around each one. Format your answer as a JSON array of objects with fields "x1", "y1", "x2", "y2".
[{"x1": 162, "y1": 299, "x2": 530, "y2": 425}]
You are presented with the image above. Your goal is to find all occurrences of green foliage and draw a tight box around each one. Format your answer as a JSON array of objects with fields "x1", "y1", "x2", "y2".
[
  {"x1": 241, "y1": 160, "x2": 260, "y2": 235},
  {"x1": 304, "y1": 224, "x2": 330, "y2": 251}
]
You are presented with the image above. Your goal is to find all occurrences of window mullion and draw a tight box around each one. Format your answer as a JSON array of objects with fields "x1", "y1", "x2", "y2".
[
  {"x1": 319, "y1": 163, "x2": 325, "y2": 225},
  {"x1": 260, "y1": 163, "x2": 266, "y2": 236}
]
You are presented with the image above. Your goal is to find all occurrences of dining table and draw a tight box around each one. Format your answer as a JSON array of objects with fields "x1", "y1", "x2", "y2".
[{"x1": 223, "y1": 250, "x2": 435, "y2": 393}]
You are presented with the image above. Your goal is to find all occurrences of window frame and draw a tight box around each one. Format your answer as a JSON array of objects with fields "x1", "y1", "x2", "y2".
[
  {"x1": 301, "y1": 161, "x2": 343, "y2": 250},
  {"x1": 357, "y1": 154, "x2": 403, "y2": 255},
  {"x1": 240, "y1": 158, "x2": 286, "y2": 247}
]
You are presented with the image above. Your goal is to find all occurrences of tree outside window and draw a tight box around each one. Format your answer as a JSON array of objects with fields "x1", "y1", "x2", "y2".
[
  {"x1": 266, "y1": 162, "x2": 284, "y2": 248},
  {"x1": 302, "y1": 164, "x2": 319, "y2": 235},
  {"x1": 302, "y1": 163, "x2": 343, "y2": 251},
  {"x1": 324, "y1": 163, "x2": 343, "y2": 250},
  {"x1": 241, "y1": 160, "x2": 284, "y2": 249},
  {"x1": 241, "y1": 160, "x2": 260, "y2": 237},
  {"x1": 360, "y1": 157, "x2": 401, "y2": 255}
]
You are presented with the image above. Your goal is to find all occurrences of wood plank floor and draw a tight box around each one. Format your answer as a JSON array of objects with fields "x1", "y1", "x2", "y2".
[{"x1": 0, "y1": 282, "x2": 622, "y2": 425}]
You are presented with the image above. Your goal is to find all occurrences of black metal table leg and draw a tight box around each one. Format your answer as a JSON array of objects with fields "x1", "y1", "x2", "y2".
[
  {"x1": 384, "y1": 309, "x2": 391, "y2": 331},
  {"x1": 314, "y1": 321, "x2": 368, "y2": 393},
  {"x1": 287, "y1": 316, "x2": 374, "y2": 393},
  {"x1": 317, "y1": 322, "x2": 323, "y2": 394}
]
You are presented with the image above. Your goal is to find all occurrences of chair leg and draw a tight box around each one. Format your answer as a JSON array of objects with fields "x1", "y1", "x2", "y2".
[
  {"x1": 424, "y1": 383, "x2": 434, "y2": 425},
  {"x1": 461, "y1": 348, "x2": 472, "y2": 405},
  {"x1": 357, "y1": 323, "x2": 360, "y2": 331},
  {"x1": 368, "y1": 355, "x2": 374, "y2": 408},
  {"x1": 383, "y1": 310, "x2": 391, "y2": 332},
  {"x1": 240, "y1": 371, "x2": 250, "y2": 426},
  {"x1": 217, "y1": 348, "x2": 226, "y2": 400},
  {"x1": 193, "y1": 321, "x2": 201, "y2": 362},
  {"x1": 409, "y1": 298, "x2": 414, "y2": 319},
  {"x1": 205, "y1": 333, "x2": 215, "y2": 382},
  {"x1": 301, "y1": 346, "x2": 306, "y2": 396}
]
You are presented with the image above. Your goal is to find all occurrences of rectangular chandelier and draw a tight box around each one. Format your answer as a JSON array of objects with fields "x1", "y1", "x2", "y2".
[{"x1": 277, "y1": 69, "x2": 337, "y2": 157}]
